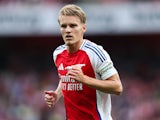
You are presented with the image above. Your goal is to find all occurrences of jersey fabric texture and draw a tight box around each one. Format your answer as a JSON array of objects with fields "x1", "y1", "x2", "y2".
[{"x1": 53, "y1": 39, "x2": 118, "y2": 120}]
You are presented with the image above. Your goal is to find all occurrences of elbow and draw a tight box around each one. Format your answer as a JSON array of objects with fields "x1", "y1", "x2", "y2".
[
  {"x1": 104, "y1": 84, "x2": 123, "y2": 95},
  {"x1": 115, "y1": 85, "x2": 123, "y2": 95}
]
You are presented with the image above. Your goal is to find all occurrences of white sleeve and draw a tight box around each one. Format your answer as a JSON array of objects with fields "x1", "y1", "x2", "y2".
[
  {"x1": 96, "y1": 46, "x2": 117, "y2": 80},
  {"x1": 83, "y1": 40, "x2": 118, "y2": 80},
  {"x1": 53, "y1": 44, "x2": 66, "y2": 63}
]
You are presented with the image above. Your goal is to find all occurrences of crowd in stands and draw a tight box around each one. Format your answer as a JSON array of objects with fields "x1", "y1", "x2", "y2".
[{"x1": 0, "y1": 0, "x2": 160, "y2": 5}]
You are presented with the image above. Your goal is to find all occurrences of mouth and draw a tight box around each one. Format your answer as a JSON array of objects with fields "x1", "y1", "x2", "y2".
[{"x1": 65, "y1": 35, "x2": 73, "y2": 40}]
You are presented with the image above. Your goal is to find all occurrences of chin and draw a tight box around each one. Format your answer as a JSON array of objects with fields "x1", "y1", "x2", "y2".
[
  {"x1": 65, "y1": 42, "x2": 72, "y2": 46},
  {"x1": 65, "y1": 41, "x2": 74, "y2": 46}
]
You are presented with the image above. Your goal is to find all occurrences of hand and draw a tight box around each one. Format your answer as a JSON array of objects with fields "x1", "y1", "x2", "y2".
[
  {"x1": 66, "y1": 65, "x2": 85, "y2": 83},
  {"x1": 44, "y1": 90, "x2": 58, "y2": 108}
]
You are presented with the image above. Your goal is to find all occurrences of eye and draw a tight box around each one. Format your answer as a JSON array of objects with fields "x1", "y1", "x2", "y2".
[
  {"x1": 61, "y1": 24, "x2": 67, "y2": 28},
  {"x1": 70, "y1": 24, "x2": 77, "y2": 28}
]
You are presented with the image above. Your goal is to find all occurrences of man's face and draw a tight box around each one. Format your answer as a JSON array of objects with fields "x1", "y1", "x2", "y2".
[{"x1": 59, "y1": 15, "x2": 86, "y2": 46}]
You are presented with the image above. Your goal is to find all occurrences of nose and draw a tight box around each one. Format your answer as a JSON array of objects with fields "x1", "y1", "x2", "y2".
[{"x1": 65, "y1": 26, "x2": 71, "y2": 33}]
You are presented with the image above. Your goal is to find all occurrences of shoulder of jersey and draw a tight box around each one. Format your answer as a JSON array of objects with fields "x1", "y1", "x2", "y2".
[
  {"x1": 82, "y1": 39, "x2": 102, "y2": 50},
  {"x1": 53, "y1": 44, "x2": 66, "y2": 57},
  {"x1": 83, "y1": 39, "x2": 107, "y2": 62},
  {"x1": 55, "y1": 44, "x2": 66, "y2": 51}
]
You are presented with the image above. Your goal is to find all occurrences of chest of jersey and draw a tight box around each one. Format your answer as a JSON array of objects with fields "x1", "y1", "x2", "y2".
[
  {"x1": 56, "y1": 50, "x2": 94, "y2": 77},
  {"x1": 55, "y1": 49, "x2": 101, "y2": 120}
]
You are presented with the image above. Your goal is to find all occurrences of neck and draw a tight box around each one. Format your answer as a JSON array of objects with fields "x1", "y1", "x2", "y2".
[{"x1": 67, "y1": 39, "x2": 83, "y2": 53}]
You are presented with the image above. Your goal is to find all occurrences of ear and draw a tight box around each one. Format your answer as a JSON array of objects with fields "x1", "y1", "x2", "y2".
[{"x1": 83, "y1": 24, "x2": 87, "y2": 32}]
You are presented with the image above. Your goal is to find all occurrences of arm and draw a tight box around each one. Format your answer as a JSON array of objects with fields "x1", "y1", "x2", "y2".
[
  {"x1": 44, "y1": 80, "x2": 63, "y2": 107},
  {"x1": 82, "y1": 73, "x2": 123, "y2": 95},
  {"x1": 67, "y1": 66, "x2": 123, "y2": 95},
  {"x1": 55, "y1": 80, "x2": 63, "y2": 99}
]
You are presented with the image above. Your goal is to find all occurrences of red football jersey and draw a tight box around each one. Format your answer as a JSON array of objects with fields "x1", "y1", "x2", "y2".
[{"x1": 53, "y1": 39, "x2": 117, "y2": 120}]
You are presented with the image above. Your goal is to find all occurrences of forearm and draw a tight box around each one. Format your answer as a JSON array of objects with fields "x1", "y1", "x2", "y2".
[
  {"x1": 55, "y1": 80, "x2": 63, "y2": 100},
  {"x1": 82, "y1": 74, "x2": 123, "y2": 95}
]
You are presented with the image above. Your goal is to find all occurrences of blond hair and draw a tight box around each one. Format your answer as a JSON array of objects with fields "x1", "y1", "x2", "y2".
[{"x1": 58, "y1": 4, "x2": 86, "y2": 24}]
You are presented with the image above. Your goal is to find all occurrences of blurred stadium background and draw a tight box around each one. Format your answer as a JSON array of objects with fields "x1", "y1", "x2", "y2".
[{"x1": 0, "y1": 0, "x2": 160, "y2": 120}]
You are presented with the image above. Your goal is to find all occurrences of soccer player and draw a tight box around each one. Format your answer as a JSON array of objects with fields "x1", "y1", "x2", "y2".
[{"x1": 44, "y1": 4, "x2": 123, "y2": 120}]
